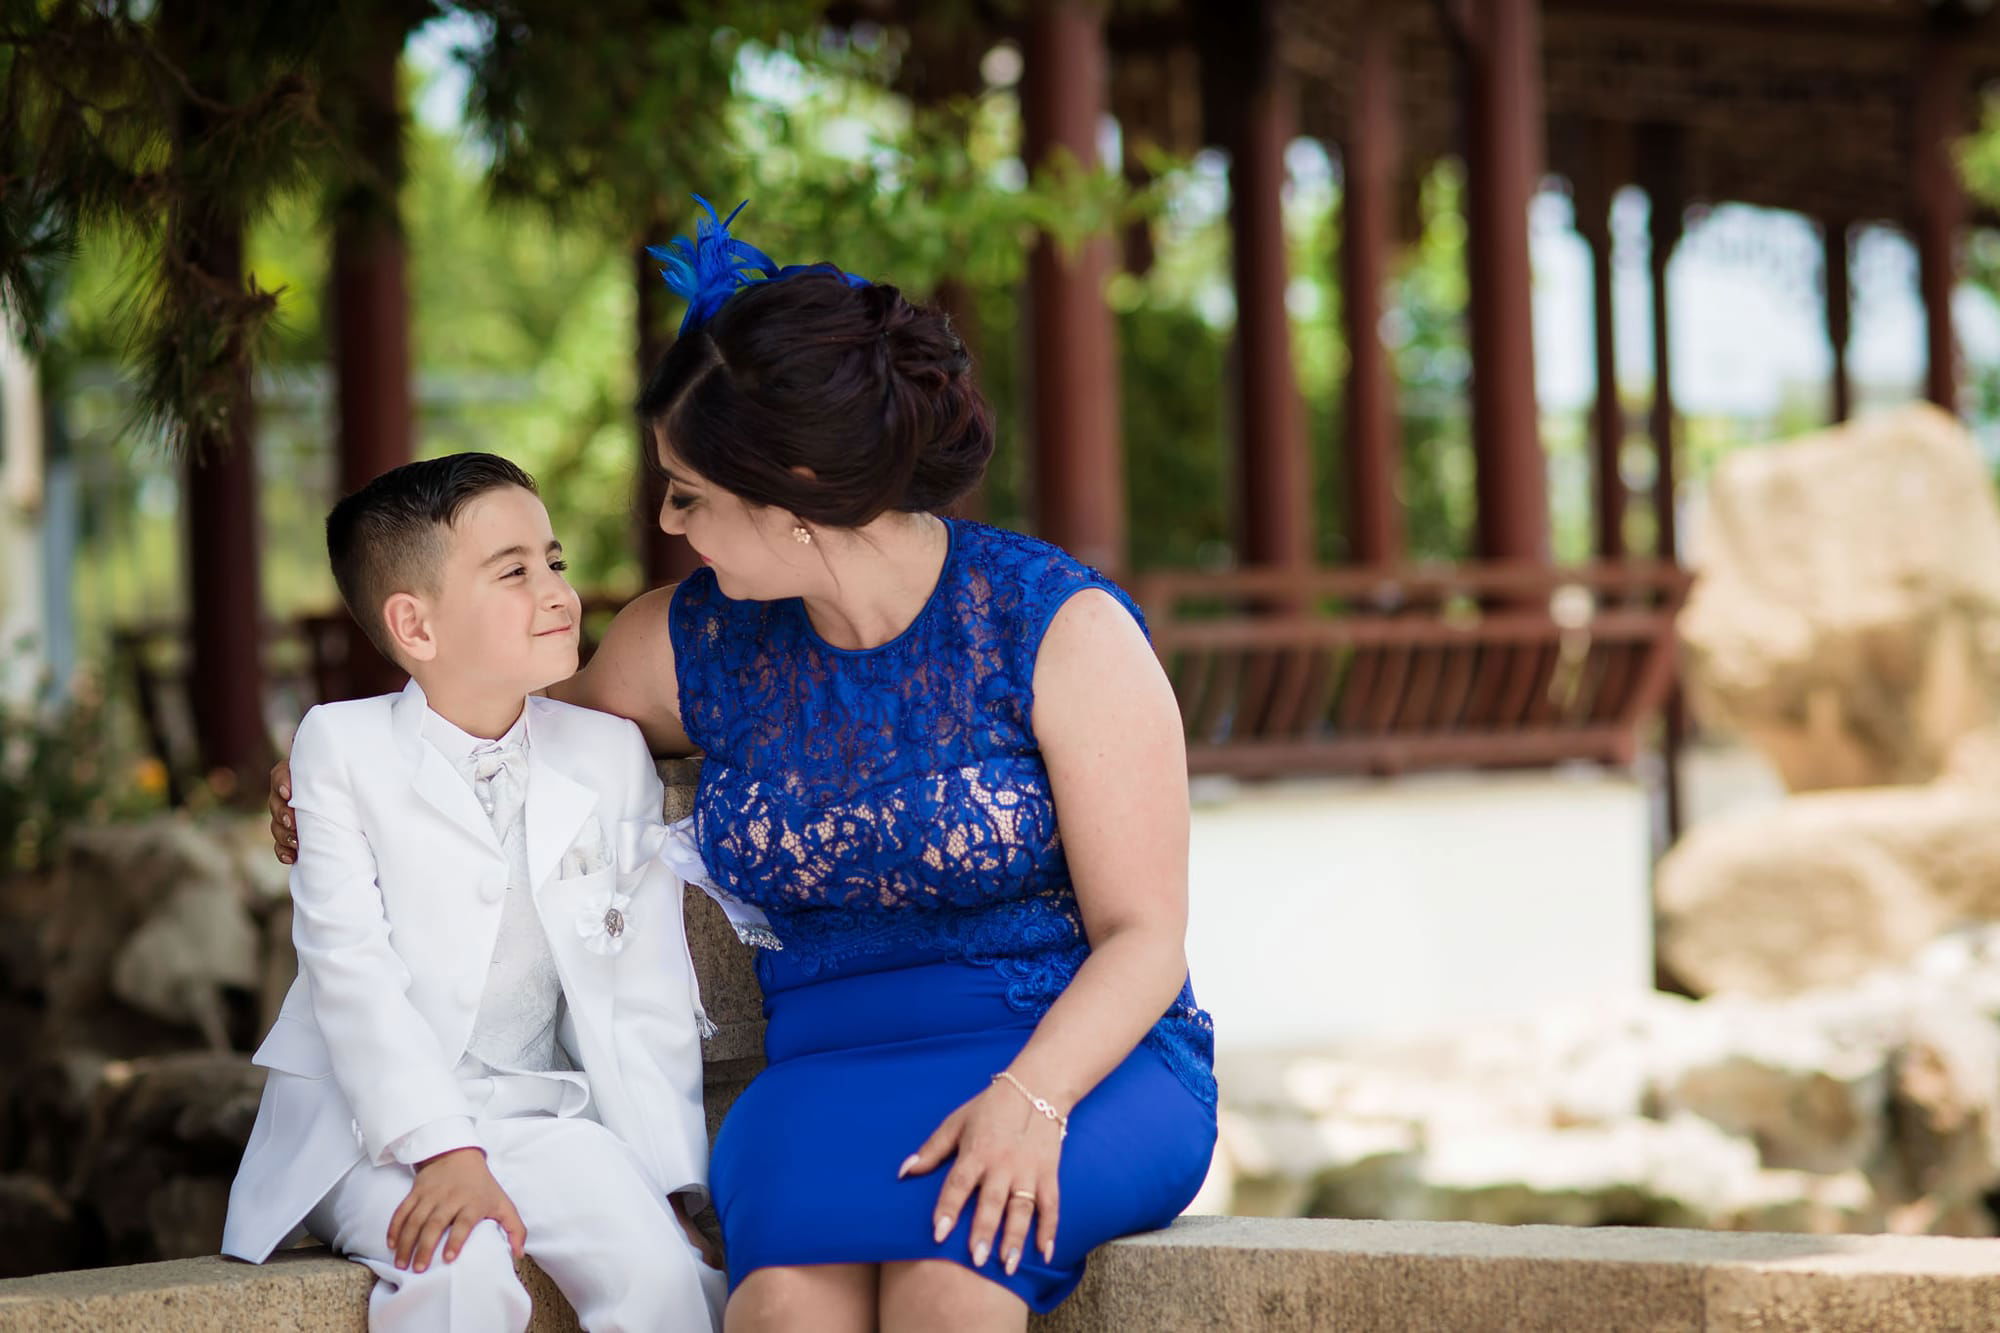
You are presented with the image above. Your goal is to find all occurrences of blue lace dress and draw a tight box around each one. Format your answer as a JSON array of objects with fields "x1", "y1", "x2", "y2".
[{"x1": 672, "y1": 518, "x2": 1217, "y2": 1312}]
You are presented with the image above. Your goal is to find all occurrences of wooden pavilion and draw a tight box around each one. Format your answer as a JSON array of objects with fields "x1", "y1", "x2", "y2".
[
  {"x1": 153, "y1": 0, "x2": 2000, "y2": 817},
  {"x1": 944, "y1": 0, "x2": 2000, "y2": 817}
]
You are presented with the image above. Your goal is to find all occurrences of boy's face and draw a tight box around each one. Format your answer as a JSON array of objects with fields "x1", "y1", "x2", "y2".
[{"x1": 420, "y1": 485, "x2": 581, "y2": 696}]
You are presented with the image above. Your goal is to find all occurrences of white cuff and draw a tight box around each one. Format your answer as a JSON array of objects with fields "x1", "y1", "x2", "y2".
[{"x1": 388, "y1": 1116, "x2": 482, "y2": 1167}]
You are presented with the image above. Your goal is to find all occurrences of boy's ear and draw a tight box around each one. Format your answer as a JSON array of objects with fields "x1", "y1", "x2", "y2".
[{"x1": 383, "y1": 592, "x2": 439, "y2": 664}]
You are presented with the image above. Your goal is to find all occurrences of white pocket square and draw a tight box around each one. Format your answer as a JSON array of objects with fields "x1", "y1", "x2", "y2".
[{"x1": 559, "y1": 817, "x2": 613, "y2": 879}]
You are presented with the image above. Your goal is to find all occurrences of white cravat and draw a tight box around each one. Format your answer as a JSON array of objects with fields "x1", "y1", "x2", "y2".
[{"x1": 461, "y1": 735, "x2": 565, "y2": 1076}]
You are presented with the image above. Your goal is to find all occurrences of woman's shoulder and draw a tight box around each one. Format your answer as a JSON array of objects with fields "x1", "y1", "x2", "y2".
[{"x1": 953, "y1": 520, "x2": 1146, "y2": 642}]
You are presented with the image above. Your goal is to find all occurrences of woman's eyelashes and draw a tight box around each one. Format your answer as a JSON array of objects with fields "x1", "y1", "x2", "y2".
[{"x1": 667, "y1": 483, "x2": 699, "y2": 510}]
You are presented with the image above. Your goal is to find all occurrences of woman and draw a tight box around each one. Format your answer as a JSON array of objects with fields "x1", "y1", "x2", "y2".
[{"x1": 272, "y1": 203, "x2": 1216, "y2": 1331}]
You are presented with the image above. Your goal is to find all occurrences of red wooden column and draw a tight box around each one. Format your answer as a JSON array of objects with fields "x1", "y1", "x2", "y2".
[
  {"x1": 1226, "y1": 30, "x2": 1310, "y2": 571},
  {"x1": 1574, "y1": 122, "x2": 1625, "y2": 559},
  {"x1": 329, "y1": 8, "x2": 417, "y2": 697},
  {"x1": 1913, "y1": 26, "x2": 1965, "y2": 415},
  {"x1": 1461, "y1": 0, "x2": 1550, "y2": 563},
  {"x1": 1824, "y1": 219, "x2": 1852, "y2": 424},
  {"x1": 163, "y1": 0, "x2": 268, "y2": 796},
  {"x1": 1640, "y1": 122, "x2": 1686, "y2": 843},
  {"x1": 1022, "y1": 0, "x2": 1125, "y2": 573},
  {"x1": 1340, "y1": 7, "x2": 1404, "y2": 568},
  {"x1": 1639, "y1": 126, "x2": 1684, "y2": 568}
]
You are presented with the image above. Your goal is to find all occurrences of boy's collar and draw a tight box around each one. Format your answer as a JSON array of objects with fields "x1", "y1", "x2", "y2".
[
  {"x1": 422, "y1": 705, "x2": 528, "y2": 771},
  {"x1": 391, "y1": 678, "x2": 542, "y2": 766}
]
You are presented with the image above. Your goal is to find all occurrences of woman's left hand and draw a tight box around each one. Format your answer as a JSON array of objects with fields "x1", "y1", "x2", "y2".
[{"x1": 900, "y1": 1079, "x2": 1062, "y2": 1276}]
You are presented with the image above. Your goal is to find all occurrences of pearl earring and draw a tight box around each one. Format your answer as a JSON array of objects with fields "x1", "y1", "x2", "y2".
[{"x1": 792, "y1": 524, "x2": 813, "y2": 545}]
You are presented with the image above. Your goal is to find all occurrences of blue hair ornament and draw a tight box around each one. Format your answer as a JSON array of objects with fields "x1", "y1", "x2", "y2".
[{"x1": 647, "y1": 195, "x2": 868, "y2": 336}]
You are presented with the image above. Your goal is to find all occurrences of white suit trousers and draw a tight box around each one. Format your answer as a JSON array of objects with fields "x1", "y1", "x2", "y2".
[{"x1": 305, "y1": 1115, "x2": 723, "y2": 1333}]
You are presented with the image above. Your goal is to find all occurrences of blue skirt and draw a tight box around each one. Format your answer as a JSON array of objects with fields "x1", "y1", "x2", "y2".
[{"x1": 709, "y1": 944, "x2": 1217, "y2": 1313}]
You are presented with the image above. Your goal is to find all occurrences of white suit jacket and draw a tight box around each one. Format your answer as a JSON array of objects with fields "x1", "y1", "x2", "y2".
[{"x1": 222, "y1": 679, "x2": 708, "y2": 1263}]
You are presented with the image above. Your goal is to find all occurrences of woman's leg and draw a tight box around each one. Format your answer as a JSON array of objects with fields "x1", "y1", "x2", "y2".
[
  {"x1": 878, "y1": 1260, "x2": 1028, "y2": 1333},
  {"x1": 725, "y1": 1263, "x2": 877, "y2": 1333}
]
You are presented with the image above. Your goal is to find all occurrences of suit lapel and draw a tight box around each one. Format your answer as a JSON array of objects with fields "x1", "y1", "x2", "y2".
[
  {"x1": 391, "y1": 680, "x2": 501, "y2": 855},
  {"x1": 523, "y1": 749, "x2": 597, "y2": 894},
  {"x1": 522, "y1": 703, "x2": 617, "y2": 1040}
]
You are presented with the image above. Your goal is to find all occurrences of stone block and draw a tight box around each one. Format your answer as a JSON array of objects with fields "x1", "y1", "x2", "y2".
[
  {"x1": 1036, "y1": 1217, "x2": 1714, "y2": 1333},
  {"x1": 45, "y1": 819, "x2": 274, "y2": 1057},
  {"x1": 0, "y1": 1176, "x2": 85, "y2": 1281},
  {"x1": 1679, "y1": 404, "x2": 2000, "y2": 793},
  {"x1": 660, "y1": 757, "x2": 769, "y2": 1139},
  {"x1": 1702, "y1": 1231, "x2": 2000, "y2": 1332},
  {"x1": 10, "y1": 1219, "x2": 2000, "y2": 1331},
  {"x1": 1655, "y1": 784, "x2": 2000, "y2": 998},
  {"x1": 70, "y1": 1053, "x2": 267, "y2": 1264},
  {"x1": 0, "y1": 1248, "x2": 583, "y2": 1332}
]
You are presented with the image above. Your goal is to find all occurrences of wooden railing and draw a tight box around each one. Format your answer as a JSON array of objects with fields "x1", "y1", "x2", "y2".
[
  {"x1": 116, "y1": 563, "x2": 1689, "y2": 798},
  {"x1": 1135, "y1": 561, "x2": 1690, "y2": 779}
]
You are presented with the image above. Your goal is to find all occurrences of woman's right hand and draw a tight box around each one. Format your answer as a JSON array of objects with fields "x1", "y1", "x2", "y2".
[{"x1": 269, "y1": 759, "x2": 297, "y2": 864}]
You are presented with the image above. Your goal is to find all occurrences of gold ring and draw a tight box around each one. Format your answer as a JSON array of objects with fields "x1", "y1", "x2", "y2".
[{"x1": 1010, "y1": 1189, "x2": 1037, "y2": 1204}]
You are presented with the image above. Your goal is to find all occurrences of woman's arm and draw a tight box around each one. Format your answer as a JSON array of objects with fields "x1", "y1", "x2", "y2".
[
  {"x1": 547, "y1": 585, "x2": 698, "y2": 758},
  {"x1": 1009, "y1": 587, "x2": 1192, "y2": 1105},
  {"x1": 903, "y1": 588, "x2": 1192, "y2": 1273}
]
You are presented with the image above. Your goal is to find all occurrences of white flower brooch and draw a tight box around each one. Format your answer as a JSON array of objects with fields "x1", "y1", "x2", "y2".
[{"x1": 576, "y1": 886, "x2": 634, "y2": 957}]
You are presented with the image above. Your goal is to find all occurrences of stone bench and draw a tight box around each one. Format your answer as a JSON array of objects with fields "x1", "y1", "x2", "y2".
[{"x1": 7, "y1": 1216, "x2": 2000, "y2": 1331}]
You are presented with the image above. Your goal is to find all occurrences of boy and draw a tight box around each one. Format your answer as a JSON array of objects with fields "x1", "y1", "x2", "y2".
[{"x1": 222, "y1": 453, "x2": 722, "y2": 1332}]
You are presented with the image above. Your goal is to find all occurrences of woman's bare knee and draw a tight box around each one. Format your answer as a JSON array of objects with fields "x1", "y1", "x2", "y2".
[
  {"x1": 725, "y1": 1263, "x2": 876, "y2": 1333},
  {"x1": 879, "y1": 1260, "x2": 1027, "y2": 1333}
]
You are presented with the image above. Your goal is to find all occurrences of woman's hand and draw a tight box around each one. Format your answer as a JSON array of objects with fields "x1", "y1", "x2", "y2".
[
  {"x1": 670, "y1": 1194, "x2": 725, "y2": 1271},
  {"x1": 269, "y1": 759, "x2": 296, "y2": 865},
  {"x1": 900, "y1": 1077, "x2": 1062, "y2": 1276}
]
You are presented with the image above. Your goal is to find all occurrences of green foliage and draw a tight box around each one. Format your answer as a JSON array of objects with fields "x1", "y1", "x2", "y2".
[
  {"x1": 1119, "y1": 293, "x2": 1231, "y2": 570},
  {"x1": 1387, "y1": 162, "x2": 1476, "y2": 562},
  {"x1": 1959, "y1": 96, "x2": 2000, "y2": 447},
  {"x1": 1961, "y1": 94, "x2": 2000, "y2": 222},
  {"x1": 3, "y1": 0, "x2": 341, "y2": 455},
  {"x1": 462, "y1": 0, "x2": 821, "y2": 237}
]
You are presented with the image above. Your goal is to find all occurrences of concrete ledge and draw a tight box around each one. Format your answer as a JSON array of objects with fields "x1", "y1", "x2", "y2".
[
  {"x1": 1041, "y1": 1217, "x2": 2000, "y2": 1333},
  {"x1": 0, "y1": 1248, "x2": 581, "y2": 1332},
  {"x1": 8, "y1": 1218, "x2": 2000, "y2": 1331}
]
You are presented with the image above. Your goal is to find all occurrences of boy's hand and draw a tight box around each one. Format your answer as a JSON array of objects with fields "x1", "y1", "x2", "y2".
[
  {"x1": 671, "y1": 1194, "x2": 723, "y2": 1271},
  {"x1": 387, "y1": 1147, "x2": 527, "y2": 1273}
]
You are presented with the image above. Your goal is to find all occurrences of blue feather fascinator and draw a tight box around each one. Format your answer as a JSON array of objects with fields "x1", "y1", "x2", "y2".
[{"x1": 647, "y1": 196, "x2": 868, "y2": 336}]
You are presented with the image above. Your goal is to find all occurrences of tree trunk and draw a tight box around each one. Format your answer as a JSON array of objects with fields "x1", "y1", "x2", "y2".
[{"x1": 163, "y1": 0, "x2": 270, "y2": 798}]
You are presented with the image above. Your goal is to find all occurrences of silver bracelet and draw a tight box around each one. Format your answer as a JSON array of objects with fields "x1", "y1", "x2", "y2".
[{"x1": 992, "y1": 1070, "x2": 1069, "y2": 1140}]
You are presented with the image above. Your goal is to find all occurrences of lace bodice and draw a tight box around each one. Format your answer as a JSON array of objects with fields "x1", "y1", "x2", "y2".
[{"x1": 671, "y1": 519, "x2": 1215, "y2": 1106}]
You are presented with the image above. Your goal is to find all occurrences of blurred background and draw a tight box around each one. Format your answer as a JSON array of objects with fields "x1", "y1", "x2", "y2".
[{"x1": 7, "y1": 0, "x2": 2000, "y2": 1282}]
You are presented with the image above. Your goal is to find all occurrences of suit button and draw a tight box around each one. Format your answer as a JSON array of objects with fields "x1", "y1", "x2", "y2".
[{"x1": 480, "y1": 879, "x2": 503, "y2": 905}]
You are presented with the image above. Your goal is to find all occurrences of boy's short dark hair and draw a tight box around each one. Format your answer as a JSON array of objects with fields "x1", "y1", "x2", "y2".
[{"x1": 326, "y1": 452, "x2": 540, "y2": 663}]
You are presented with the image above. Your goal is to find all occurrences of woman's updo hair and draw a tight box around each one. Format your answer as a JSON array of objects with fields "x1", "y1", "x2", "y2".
[{"x1": 638, "y1": 270, "x2": 995, "y2": 527}]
